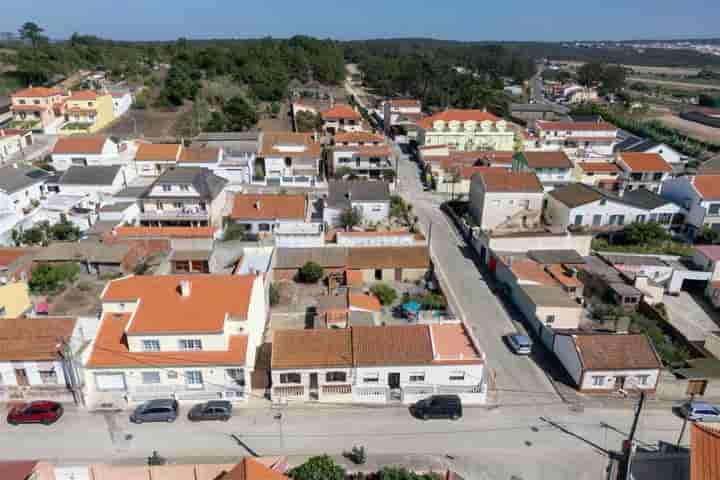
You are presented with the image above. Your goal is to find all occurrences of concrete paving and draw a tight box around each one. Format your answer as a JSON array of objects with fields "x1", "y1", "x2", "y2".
[{"x1": 662, "y1": 290, "x2": 720, "y2": 342}]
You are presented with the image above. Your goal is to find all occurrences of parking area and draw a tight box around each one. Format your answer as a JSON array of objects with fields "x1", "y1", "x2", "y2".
[{"x1": 662, "y1": 290, "x2": 720, "y2": 342}]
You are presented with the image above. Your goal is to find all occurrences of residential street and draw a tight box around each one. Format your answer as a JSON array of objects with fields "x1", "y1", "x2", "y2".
[
  {"x1": 0, "y1": 401, "x2": 687, "y2": 480},
  {"x1": 394, "y1": 146, "x2": 561, "y2": 407}
]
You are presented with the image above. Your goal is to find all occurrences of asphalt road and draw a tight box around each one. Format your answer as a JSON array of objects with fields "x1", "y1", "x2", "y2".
[{"x1": 394, "y1": 149, "x2": 560, "y2": 407}]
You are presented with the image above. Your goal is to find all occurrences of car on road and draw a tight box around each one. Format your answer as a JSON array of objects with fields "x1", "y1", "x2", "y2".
[
  {"x1": 506, "y1": 333, "x2": 533, "y2": 355},
  {"x1": 411, "y1": 395, "x2": 462, "y2": 420},
  {"x1": 187, "y1": 400, "x2": 232, "y2": 422},
  {"x1": 7, "y1": 400, "x2": 64, "y2": 426},
  {"x1": 130, "y1": 399, "x2": 179, "y2": 424},
  {"x1": 677, "y1": 400, "x2": 720, "y2": 422}
]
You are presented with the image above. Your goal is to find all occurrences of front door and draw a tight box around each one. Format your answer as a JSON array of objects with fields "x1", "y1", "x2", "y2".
[
  {"x1": 388, "y1": 373, "x2": 400, "y2": 389},
  {"x1": 615, "y1": 376, "x2": 626, "y2": 390},
  {"x1": 309, "y1": 373, "x2": 319, "y2": 401},
  {"x1": 15, "y1": 369, "x2": 29, "y2": 386}
]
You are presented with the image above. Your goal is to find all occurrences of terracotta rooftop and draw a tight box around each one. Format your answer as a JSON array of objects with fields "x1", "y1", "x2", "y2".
[
  {"x1": 388, "y1": 99, "x2": 421, "y2": 108},
  {"x1": 518, "y1": 151, "x2": 572, "y2": 169},
  {"x1": 537, "y1": 120, "x2": 617, "y2": 132},
  {"x1": 52, "y1": 135, "x2": 108, "y2": 155},
  {"x1": 546, "y1": 264, "x2": 583, "y2": 289},
  {"x1": 112, "y1": 226, "x2": 216, "y2": 239},
  {"x1": 0, "y1": 317, "x2": 76, "y2": 361},
  {"x1": 691, "y1": 422, "x2": 720, "y2": 480},
  {"x1": 507, "y1": 258, "x2": 556, "y2": 286},
  {"x1": 135, "y1": 143, "x2": 182, "y2": 162},
  {"x1": 417, "y1": 109, "x2": 499, "y2": 129},
  {"x1": 12, "y1": 87, "x2": 64, "y2": 98},
  {"x1": 619, "y1": 152, "x2": 672, "y2": 173},
  {"x1": 86, "y1": 312, "x2": 248, "y2": 368},
  {"x1": 334, "y1": 131, "x2": 385, "y2": 144},
  {"x1": 430, "y1": 323, "x2": 483, "y2": 363},
  {"x1": 260, "y1": 132, "x2": 321, "y2": 159},
  {"x1": 0, "y1": 461, "x2": 39, "y2": 480},
  {"x1": 476, "y1": 170, "x2": 543, "y2": 193},
  {"x1": 230, "y1": 194, "x2": 306, "y2": 221},
  {"x1": 321, "y1": 104, "x2": 361, "y2": 120},
  {"x1": 577, "y1": 162, "x2": 621, "y2": 173},
  {"x1": 352, "y1": 325, "x2": 435, "y2": 366},
  {"x1": 348, "y1": 293, "x2": 381, "y2": 312},
  {"x1": 0, "y1": 247, "x2": 39, "y2": 267},
  {"x1": 101, "y1": 274, "x2": 256, "y2": 334},
  {"x1": 348, "y1": 245, "x2": 430, "y2": 270},
  {"x1": 692, "y1": 175, "x2": 720, "y2": 200},
  {"x1": 271, "y1": 329, "x2": 353, "y2": 369},
  {"x1": 571, "y1": 334, "x2": 661, "y2": 370},
  {"x1": 0, "y1": 128, "x2": 30, "y2": 138},
  {"x1": 218, "y1": 457, "x2": 289, "y2": 480},
  {"x1": 178, "y1": 147, "x2": 220, "y2": 163},
  {"x1": 68, "y1": 90, "x2": 99, "y2": 101}
]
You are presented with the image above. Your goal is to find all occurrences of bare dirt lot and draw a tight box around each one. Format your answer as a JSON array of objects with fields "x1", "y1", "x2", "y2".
[
  {"x1": 45, "y1": 274, "x2": 106, "y2": 316},
  {"x1": 102, "y1": 106, "x2": 190, "y2": 139},
  {"x1": 656, "y1": 114, "x2": 720, "y2": 144}
]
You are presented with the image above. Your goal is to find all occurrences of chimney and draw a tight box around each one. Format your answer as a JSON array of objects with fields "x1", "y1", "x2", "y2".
[{"x1": 179, "y1": 280, "x2": 191, "y2": 297}]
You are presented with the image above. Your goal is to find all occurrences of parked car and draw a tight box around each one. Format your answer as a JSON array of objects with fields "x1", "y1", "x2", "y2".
[
  {"x1": 412, "y1": 395, "x2": 462, "y2": 420},
  {"x1": 188, "y1": 400, "x2": 232, "y2": 422},
  {"x1": 7, "y1": 401, "x2": 64, "y2": 426},
  {"x1": 506, "y1": 333, "x2": 532, "y2": 355},
  {"x1": 678, "y1": 400, "x2": 720, "y2": 422},
  {"x1": 130, "y1": 399, "x2": 179, "y2": 424}
]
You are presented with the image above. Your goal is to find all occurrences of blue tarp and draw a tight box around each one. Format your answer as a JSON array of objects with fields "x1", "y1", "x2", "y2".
[{"x1": 402, "y1": 301, "x2": 421, "y2": 312}]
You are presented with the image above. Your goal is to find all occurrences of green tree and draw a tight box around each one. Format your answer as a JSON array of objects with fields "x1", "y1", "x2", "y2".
[
  {"x1": 699, "y1": 226, "x2": 720, "y2": 245},
  {"x1": 51, "y1": 221, "x2": 80, "y2": 241},
  {"x1": 288, "y1": 455, "x2": 345, "y2": 480},
  {"x1": 370, "y1": 283, "x2": 397, "y2": 306},
  {"x1": 18, "y1": 22, "x2": 46, "y2": 50},
  {"x1": 338, "y1": 207, "x2": 362, "y2": 230},
  {"x1": 29, "y1": 263, "x2": 80, "y2": 293},
  {"x1": 297, "y1": 261, "x2": 324, "y2": 283},
  {"x1": 600, "y1": 65, "x2": 627, "y2": 94},
  {"x1": 223, "y1": 96, "x2": 257, "y2": 131},
  {"x1": 378, "y1": 468, "x2": 441, "y2": 480},
  {"x1": 577, "y1": 62, "x2": 605, "y2": 87},
  {"x1": 296, "y1": 110, "x2": 322, "y2": 132},
  {"x1": 624, "y1": 221, "x2": 669, "y2": 245},
  {"x1": 333, "y1": 166, "x2": 352, "y2": 180}
]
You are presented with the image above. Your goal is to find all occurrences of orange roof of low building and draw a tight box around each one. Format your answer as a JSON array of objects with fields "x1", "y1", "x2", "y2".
[
  {"x1": 546, "y1": 264, "x2": 583, "y2": 289},
  {"x1": 68, "y1": 90, "x2": 99, "y2": 101},
  {"x1": 345, "y1": 270, "x2": 364, "y2": 286},
  {"x1": 577, "y1": 162, "x2": 621, "y2": 173},
  {"x1": 230, "y1": 194, "x2": 306, "y2": 220},
  {"x1": 272, "y1": 329, "x2": 353, "y2": 369},
  {"x1": 12, "y1": 87, "x2": 64, "y2": 98},
  {"x1": 334, "y1": 132, "x2": 385, "y2": 144},
  {"x1": 691, "y1": 422, "x2": 720, "y2": 480},
  {"x1": 388, "y1": 99, "x2": 421, "y2": 108},
  {"x1": 135, "y1": 143, "x2": 182, "y2": 162},
  {"x1": 86, "y1": 312, "x2": 248, "y2": 368},
  {"x1": 334, "y1": 145, "x2": 392, "y2": 157},
  {"x1": 417, "y1": 109, "x2": 499, "y2": 129},
  {"x1": 52, "y1": 135, "x2": 108, "y2": 154},
  {"x1": 476, "y1": 170, "x2": 543, "y2": 193},
  {"x1": 179, "y1": 147, "x2": 220, "y2": 163},
  {"x1": 349, "y1": 293, "x2": 381, "y2": 312},
  {"x1": 321, "y1": 104, "x2": 361, "y2": 120},
  {"x1": 430, "y1": 323, "x2": 483, "y2": 364},
  {"x1": 692, "y1": 175, "x2": 720, "y2": 200},
  {"x1": 0, "y1": 317, "x2": 76, "y2": 362},
  {"x1": 218, "y1": 457, "x2": 289, "y2": 480},
  {"x1": 537, "y1": 120, "x2": 617, "y2": 132},
  {"x1": 101, "y1": 274, "x2": 256, "y2": 334},
  {"x1": 507, "y1": 258, "x2": 556, "y2": 286},
  {"x1": 260, "y1": 132, "x2": 321, "y2": 158},
  {"x1": 519, "y1": 151, "x2": 572, "y2": 169},
  {"x1": 0, "y1": 247, "x2": 39, "y2": 267},
  {"x1": 112, "y1": 226, "x2": 216, "y2": 239},
  {"x1": 619, "y1": 152, "x2": 672, "y2": 173}
]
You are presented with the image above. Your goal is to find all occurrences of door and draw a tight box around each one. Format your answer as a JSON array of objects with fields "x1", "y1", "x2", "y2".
[
  {"x1": 15, "y1": 369, "x2": 29, "y2": 386},
  {"x1": 309, "y1": 373, "x2": 318, "y2": 389},
  {"x1": 592, "y1": 214, "x2": 602, "y2": 227},
  {"x1": 388, "y1": 373, "x2": 401, "y2": 389},
  {"x1": 394, "y1": 268, "x2": 402, "y2": 281},
  {"x1": 615, "y1": 376, "x2": 626, "y2": 390}
]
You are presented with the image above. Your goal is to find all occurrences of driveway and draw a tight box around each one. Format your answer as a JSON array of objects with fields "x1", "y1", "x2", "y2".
[{"x1": 663, "y1": 290, "x2": 720, "y2": 342}]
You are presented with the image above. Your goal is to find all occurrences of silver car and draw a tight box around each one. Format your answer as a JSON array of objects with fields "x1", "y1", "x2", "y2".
[
  {"x1": 678, "y1": 400, "x2": 720, "y2": 422},
  {"x1": 130, "y1": 399, "x2": 179, "y2": 424},
  {"x1": 506, "y1": 333, "x2": 532, "y2": 355}
]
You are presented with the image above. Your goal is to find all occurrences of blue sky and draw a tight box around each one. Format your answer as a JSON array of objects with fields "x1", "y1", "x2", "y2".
[{"x1": 1, "y1": 0, "x2": 718, "y2": 42}]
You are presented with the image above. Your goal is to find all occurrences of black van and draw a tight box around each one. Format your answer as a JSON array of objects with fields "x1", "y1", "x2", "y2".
[{"x1": 412, "y1": 395, "x2": 462, "y2": 420}]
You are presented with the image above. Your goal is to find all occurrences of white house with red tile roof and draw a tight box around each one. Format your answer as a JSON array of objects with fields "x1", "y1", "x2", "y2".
[
  {"x1": 468, "y1": 170, "x2": 544, "y2": 231},
  {"x1": 416, "y1": 109, "x2": 515, "y2": 152},
  {"x1": 10, "y1": 87, "x2": 67, "y2": 132},
  {"x1": 84, "y1": 274, "x2": 268, "y2": 407},
  {"x1": 321, "y1": 104, "x2": 363, "y2": 134},
  {"x1": 616, "y1": 152, "x2": 673, "y2": 194},
  {"x1": 270, "y1": 322, "x2": 486, "y2": 405},
  {"x1": 51, "y1": 135, "x2": 120, "y2": 171},
  {"x1": 534, "y1": 120, "x2": 619, "y2": 158},
  {"x1": 382, "y1": 98, "x2": 423, "y2": 136},
  {"x1": 661, "y1": 174, "x2": 720, "y2": 236}
]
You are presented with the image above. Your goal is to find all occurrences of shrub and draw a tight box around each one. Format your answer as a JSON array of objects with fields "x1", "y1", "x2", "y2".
[
  {"x1": 289, "y1": 455, "x2": 345, "y2": 480},
  {"x1": 297, "y1": 261, "x2": 324, "y2": 283},
  {"x1": 222, "y1": 223, "x2": 246, "y2": 242},
  {"x1": 29, "y1": 263, "x2": 80, "y2": 293},
  {"x1": 338, "y1": 207, "x2": 362, "y2": 229},
  {"x1": 370, "y1": 283, "x2": 397, "y2": 306}
]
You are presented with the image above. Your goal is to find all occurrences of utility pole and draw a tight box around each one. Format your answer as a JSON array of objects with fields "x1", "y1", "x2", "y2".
[
  {"x1": 623, "y1": 391, "x2": 646, "y2": 480},
  {"x1": 676, "y1": 393, "x2": 694, "y2": 448}
]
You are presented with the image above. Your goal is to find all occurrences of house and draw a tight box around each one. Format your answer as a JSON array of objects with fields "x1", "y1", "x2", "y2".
[
  {"x1": 228, "y1": 193, "x2": 308, "y2": 234},
  {"x1": 257, "y1": 132, "x2": 322, "y2": 186},
  {"x1": 425, "y1": 150, "x2": 514, "y2": 195},
  {"x1": 0, "y1": 317, "x2": 84, "y2": 403},
  {"x1": 138, "y1": 167, "x2": 228, "y2": 228},
  {"x1": 51, "y1": 135, "x2": 120, "y2": 171},
  {"x1": 324, "y1": 181, "x2": 390, "y2": 227},
  {"x1": 0, "y1": 128, "x2": 33, "y2": 164},
  {"x1": 193, "y1": 131, "x2": 261, "y2": 184},
  {"x1": 321, "y1": 104, "x2": 363, "y2": 134},
  {"x1": 468, "y1": 170, "x2": 544, "y2": 231},
  {"x1": 691, "y1": 423, "x2": 720, "y2": 480},
  {"x1": 616, "y1": 152, "x2": 673, "y2": 194},
  {"x1": 133, "y1": 143, "x2": 182, "y2": 177},
  {"x1": 546, "y1": 183, "x2": 685, "y2": 230},
  {"x1": 10, "y1": 87, "x2": 67, "y2": 132},
  {"x1": 55, "y1": 165, "x2": 129, "y2": 207},
  {"x1": 331, "y1": 132, "x2": 393, "y2": 180},
  {"x1": 32, "y1": 240, "x2": 141, "y2": 276},
  {"x1": 512, "y1": 151, "x2": 574, "y2": 191},
  {"x1": 315, "y1": 291, "x2": 381, "y2": 328},
  {"x1": 109, "y1": 90, "x2": 133, "y2": 118},
  {"x1": 0, "y1": 164, "x2": 50, "y2": 215},
  {"x1": 615, "y1": 136, "x2": 686, "y2": 167},
  {"x1": 534, "y1": 120, "x2": 619, "y2": 158},
  {"x1": 552, "y1": 333, "x2": 662, "y2": 393},
  {"x1": 84, "y1": 274, "x2": 267, "y2": 406},
  {"x1": 658, "y1": 174, "x2": 720, "y2": 236},
  {"x1": 416, "y1": 109, "x2": 515, "y2": 152},
  {"x1": 178, "y1": 146, "x2": 223, "y2": 168},
  {"x1": 382, "y1": 98, "x2": 423, "y2": 139},
  {"x1": 270, "y1": 323, "x2": 486, "y2": 404},
  {"x1": 516, "y1": 285, "x2": 583, "y2": 333},
  {"x1": 0, "y1": 247, "x2": 39, "y2": 282},
  {"x1": 574, "y1": 161, "x2": 623, "y2": 193},
  {"x1": 61, "y1": 90, "x2": 114, "y2": 133}
]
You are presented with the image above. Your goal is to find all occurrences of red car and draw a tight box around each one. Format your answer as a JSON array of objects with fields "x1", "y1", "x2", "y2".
[{"x1": 7, "y1": 401, "x2": 64, "y2": 426}]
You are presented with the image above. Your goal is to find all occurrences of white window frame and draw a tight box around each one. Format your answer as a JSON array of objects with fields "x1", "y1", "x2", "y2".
[
  {"x1": 362, "y1": 373, "x2": 379, "y2": 383},
  {"x1": 591, "y1": 376, "x2": 604, "y2": 387},
  {"x1": 279, "y1": 373, "x2": 301, "y2": 384},
  {"x1": 636, "y1": 374, "x2": 650, "y2": 386},
  {"x1": 142, "y1": 340, "x2": 160, "y2": 352},
  {"x1": 409, "y1": 372, "x2": 426, "y2": 383},
  {"x1": 39, "y1": 369, "x2": 58, "y2": 384},
  {"x1": 185, "y1": 370, "x2": 204, "y2": 388},
  {"x1": 178, "y1": 339, "x2": 202, "y2": 351},
  {"x1": 141, "y1": 371, "x2": 161, "y2": 385}
]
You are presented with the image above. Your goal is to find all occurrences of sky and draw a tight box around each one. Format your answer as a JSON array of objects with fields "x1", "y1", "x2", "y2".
[{"x1": 1, "y1": 0, "x2": 718, "y2": 42}]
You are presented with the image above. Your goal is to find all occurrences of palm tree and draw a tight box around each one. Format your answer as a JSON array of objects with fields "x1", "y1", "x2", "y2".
[{"x1": 18, "y1": 22, "x2": 45, "y2": 50}]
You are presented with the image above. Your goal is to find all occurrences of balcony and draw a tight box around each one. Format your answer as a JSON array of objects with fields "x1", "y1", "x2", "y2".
[{"x1": 140, "y1": 209, "x2": 209, "y2": 222}]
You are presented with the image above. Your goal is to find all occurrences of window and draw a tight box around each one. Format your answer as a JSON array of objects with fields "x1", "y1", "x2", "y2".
[
  {"x1": 592, "y1": 214, "x2": 602, "y2": 226},
  {"x1": 180, "y1": 184, "x2": 190, "y2": 191},
  {"x1": 545, "y1": 315, "x2": 555, "y2": 324},
  {"x1": 259, "y1": 223, "x2": 271, "y2": 232},
  {"x1": 142, "y1": 372, "x2": 161, "y2": 384},
  {"x1": 591, "y1": 376, "x2": 604, "y2": 386},
  {"x1": 708, "y1": 204, "x2": 720, "y2": 215},
  {"x1": 185, "y1": 370, "x2": 203, "y2": 387},
  {"x1": 326, "y1": 371, "x2": 347, "y2": 382},
  {"x1": 162, "y1": 184, "x2": 172, "y2": 192},
  {"x1": 636, "y1": 375, "x2": 650, "y2": 386},
  {"x1": 449, "y1": 372, "x2": 465, "y2": 382},
  {"x1": 280, "y1": 373, "x2": 301, "y2": 384},
  {"x1": 226, "y1": 368, "x2": 245, "y2": 385},
  {"x1": 653, "y1": 172, "x2": 664, "y2": 181},
  {"x1": 142, "y1": 340, "x2": 160, "y2": 352},
  {"x1": 179, "y1": 339, "x2": 202, "y2": 351},
  {"x1": 409, "y1": 372, "x2": 425, "y2": 383},
  {"x1": 573, "y1": 215, "x2": 583, "y2": 226},
  {"x1": 284, "y1": 157, "x2": 292, "y2": 168},
  {"x1": 507, "y1": 199, "x2": 514, "y2": 206},
  {"x1": 363, "y1": 373, "x2": 379, "y2": 383},
  {"x1": 658, "y1": 213, "x2": 672, "y2": 225},
  {"x1": 173, "y1": 202, "x2": 183, "y2": 209},
  {"x1": 599, "y1": 199, "x2": 607, "y2": 206},
  {"x1": 39, "y1": 369, "x2": 58, "y2": 384}
]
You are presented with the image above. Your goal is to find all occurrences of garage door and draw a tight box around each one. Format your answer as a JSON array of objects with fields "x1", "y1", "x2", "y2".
[{"x1": 94, "y1": 372, "x2": 126, "y2": 391}]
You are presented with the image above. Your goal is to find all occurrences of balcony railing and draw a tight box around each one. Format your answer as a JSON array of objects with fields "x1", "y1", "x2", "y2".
[{"x1": 140, "y1": 209, "x2": 209, "y2": 220}]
